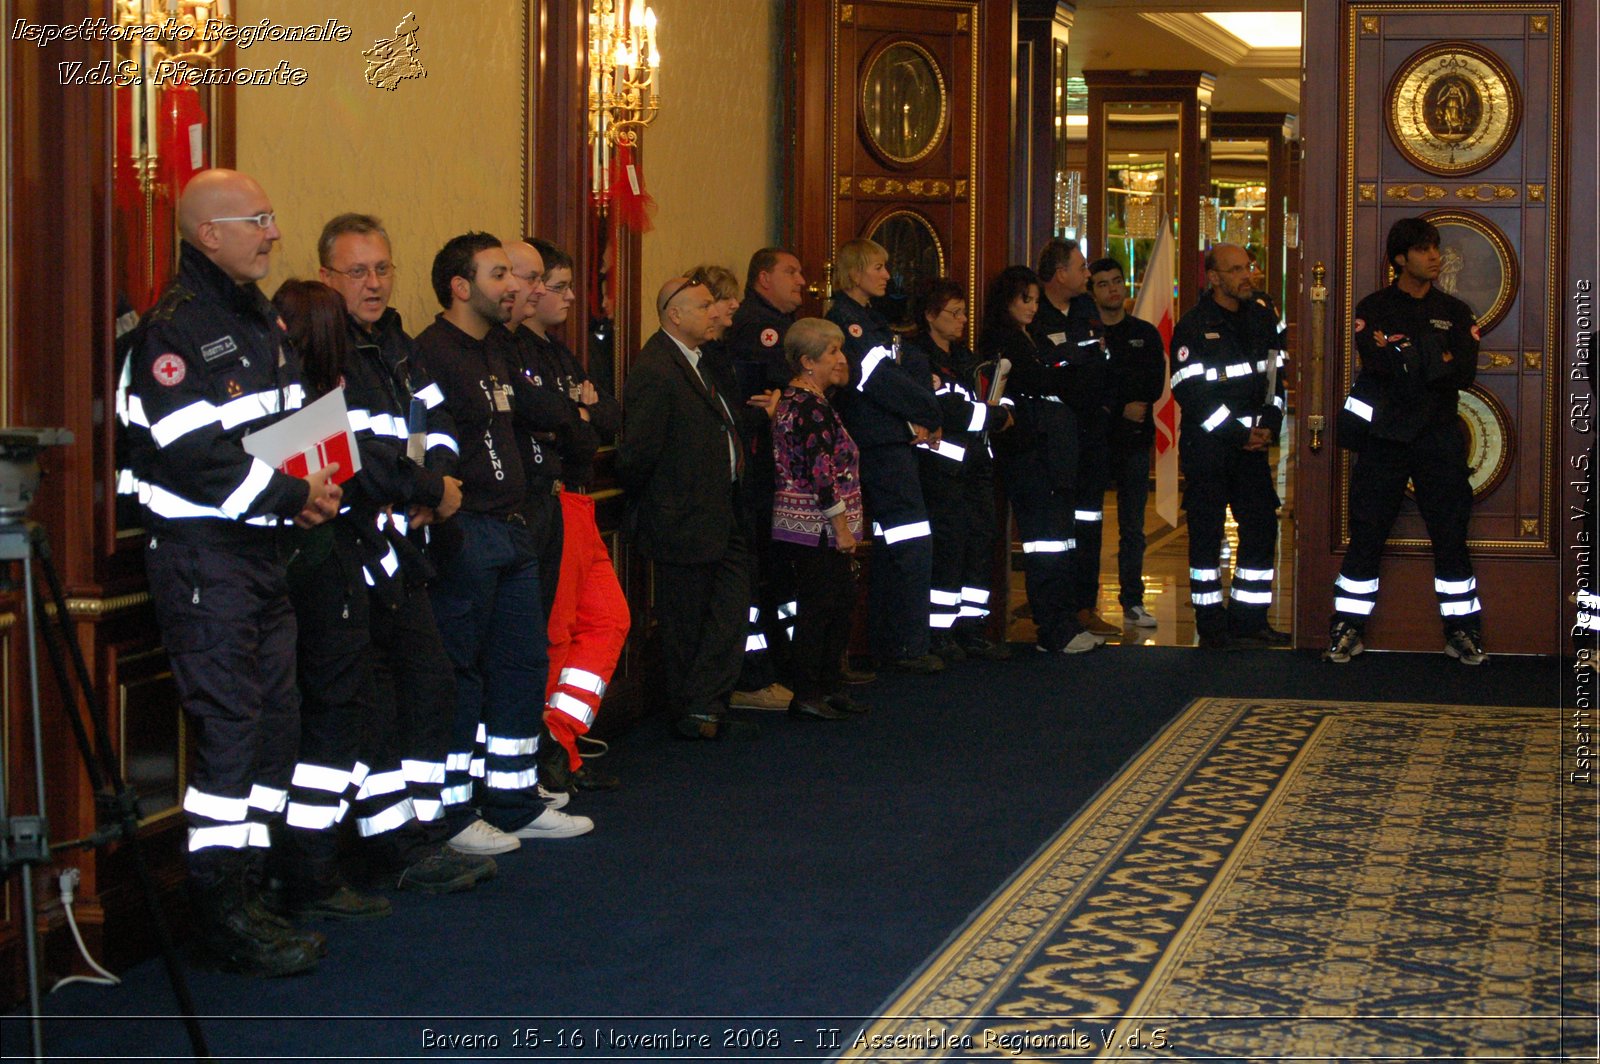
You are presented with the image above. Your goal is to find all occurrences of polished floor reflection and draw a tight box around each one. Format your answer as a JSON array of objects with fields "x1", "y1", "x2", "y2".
[{"x1": 1006, "y1": 427, "x2": 1297, "y2": 649}]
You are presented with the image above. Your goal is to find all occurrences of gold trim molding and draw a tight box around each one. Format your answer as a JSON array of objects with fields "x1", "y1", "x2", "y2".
[
  {"x1": 0, "y1": 612, "x2": 15, "y2": 632},
  {"x1": 840, "y1": 4, "x2": 853, "y2": 24},
  {"x1": 1528, "y1": 184, "x2": 1545, "y2": 201},
  {"x1": 40, "y1": 592, "x2": 153, "y2": 619},
  {"x1": 1523, "y1": 350, "x2": 1542, "y2": 370},
  {"x1": 1530, "y1": 15, "x2": 1547, "y2": 32},
  {"x1": 852, "y1": 177, "x2": 952, "y2": 197},
  {"x1": 1456, "y1": 184, "x2": 1517, "y2": 201},
  {"x1": 1480, "y1": 352, "x2": 1514, "y2": 369},
  {"x1": 1386, "y1": 183, "x2": 1447, "y2": 201},
  {"x1": 1521, "y1": 519, "x2": 1540, "y2": 536},
  {"x1": 1361, "y1": 15, "x2": 1380, "y2": 33},
  {"x1": 1359, "y1": 183, "x2": 1377, "y2": 201}
]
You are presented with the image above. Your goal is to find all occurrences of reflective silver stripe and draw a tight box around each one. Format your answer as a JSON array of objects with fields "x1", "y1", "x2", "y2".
[
  {"x1": 1190, "y1": 568, "x2": 1220, "y2": 581},
  {"x1": 440, "y1": 783, "x2": 474, "y2": 806},
  {"x1": 1171, "y1": 364, "x2": 1206, "y2": 386},
  {"x1": 188, "y1": 822, "x2": 267, "y2": 852},
  {"x1": 745, "y1": 633, "x2": 769, "y2": 652},
  {"x1": 857, "y1": 346, "x2": 894, "y2": 390},
  {"x1": 748, "y1": 606, "x2": 761, "y2": 623},
  {"x1": 219, "y1": 459, "x2": 277, "y2": 518},
  {"x1": 1236, "y1": 568, "x2": 1275, "y2": 581},
  {"x1": 1336, "y1": 575, "x2": 1380, "y2": 594},
  {"x1": 413, "y1": 799, "x2": 444, "y2": 822},
  {"x1": 880, "y1": 520, "x2": 932, "y2": 544},
  {"x1": 184, "y1": 786, "x2": 249, "y2": 823},
  {"x1": 350, "y1": 761, "x2": 371, "y2": 787},
  {"x1": 414, "y1": 382, "x2": 445, "y2": 407},
  {"x1": 445, "y1": 752, "x2": 473, "y2": 773},
  {"x1": 1074, "y1": 510, "x2": 1103, "y2": 522},
  {"x1": 484, "y1": 767, "x2": 540, "y2": 790},
  {"x1": 968, "y1": 404, "x2": 988, "y2": 432},
  {"x1": 355, "y1": 768, "x2": 407, "y2": 799},
  {"x1": 116, "y1": 468, "x2": 140, "y2": 496},
  {"x1": 469, "y1": 758, "x2": 485, "y2": 778},
  {"x1": 484, "y1": 734, "x2": 539, "y2": 756},
  {"x1": 426, "y1": 432, "x2": 458, "y2": 454},
  {"x1": 924, "y1": 439, "x2": 966, "y2": 461},
  {"x1": 1230, "y1": 588, "x2": 1273, "y2": 604},
  {"x1": 1201, "y1": 405, "x2": 1232, "y2": 432},
  {"x1": 1236, "y1": 416, "x2": 1258, "y2": 429},
  {"x1": 1205, "y1": 368, "x2": 1219, "y2": 381},
  {"x1": 1440, "y1": 598, "x2": 1482, "y2": 616},
  {"x1": 930, "y1": 589, "x2": 962, "y2": 605},
  {"x1": 1078, "y1": 338, "x2": 1101, "y2": 347},
  {"x1": 386, "y1": 510, "x2": 410, "y2": 535},
  {"x1": 122, "y1": 394, "x2": 150, "y2": 428},
  {"x1": 475, "y1": 722, "x2": 487, "y2": 743},
  {"x1": 777, "y1": 601, "x2": 799, "y2": 619},
  {"x1": 285, "y1": 801, "x2": 343, "y2": 831},
  {"x1": 962, "y1": 586, "x2": 991, "y2": 603},
  {"x1": 958, "y1": 605, "x2": 989, "y2": 618},
  {"x1": 356, "y1": 797, "x2": 415, "y2": 837},
  {"x1": 1343, "y1": 396, "x2": 1375, "y2": 421},
  {"x1": 1023, "y1": 540, "x2": 1071, "y2": 553},
  {"x1": 1435, "y1": 577, "x2": 1476, "y2": 594},
  {"x1": 137, "y1": 480, "x2": 281, "y2": 525},
  {"x1": 150, "y1": 399, "x2": 220, "y2": 446},
  {"x1": 549, "y1": 690, "x2": 596, "y2": 726},
  {"x1": 929, "y1": 612, "x2": 958, "y2": 628},
  {"x1": 1335, "y1": 596, "x2": 1376, "y2": 615},
  {"x1": 1192, "y1": 590, "x2": 1224, "y2": 606},
  {"x1": 247, "y1": 784, "x2": 287, "y2": 813},
  {"x1": 558, "y1": 667, "x2": 607, "y2": 696},
  {"x1": 999, "y1": 396, "x2": 1015, "y2": 407},
  {"x1": 291, "y1": 762, "x2": 351, "y2": 795},
  {"x1": 1272, "y1": 394, "x2": 1286, "y2": 410},
  {"x1": 1226, "y1": 362, "x2": 1253, "y2": 377},
  {"x1": 401, "y1": 759, "x2": 446, "y2": 784},
  {"x1": 1578, "y1": 591, "x2": 1600, "y2": 607}
]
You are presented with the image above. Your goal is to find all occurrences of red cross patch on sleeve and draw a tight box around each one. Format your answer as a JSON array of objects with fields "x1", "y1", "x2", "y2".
[
  {"x1": 761, "y1": 327, "x2": 779, "y2": 347},
  {"x1": 152, "y1": 353, "x2": 187, "y2": 386},
  {"x1": 848, "y1": 323, "x2": 862, "y2": 338},
  {"x1": 1354, "y1": 317, "x2": 1365, "y2": 333},
  {"x1": 1470, "y1": 323, "x2": 1480, "y2": 341},
  {"x1": 1176, "y1": 345, "x2": 1189, "y2": 363}
]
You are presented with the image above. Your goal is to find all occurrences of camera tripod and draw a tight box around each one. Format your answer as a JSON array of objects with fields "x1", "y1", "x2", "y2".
[{"x1": 0, "y1": 519, "x2": 210, "y2": 1060}]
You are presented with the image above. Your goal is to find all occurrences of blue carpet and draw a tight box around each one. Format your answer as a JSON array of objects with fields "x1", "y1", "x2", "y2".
[{"x1": 5, "y1": 646, "x2": 1560, "y2": 1061}]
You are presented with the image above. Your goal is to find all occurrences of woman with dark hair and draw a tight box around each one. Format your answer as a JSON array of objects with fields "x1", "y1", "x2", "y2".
[
  {"x1": 273, "y1": 279, "x2": 350, "y2": 397},
  {"x1": 906, "y1": 277, "x2": 1012, "y2": 661},
  {"x1": 771, "y1": 317, "x2": 868, "y2": 720},
  {"x1": 979, "y1": 266, "x2": 1102, "y2": 655}
]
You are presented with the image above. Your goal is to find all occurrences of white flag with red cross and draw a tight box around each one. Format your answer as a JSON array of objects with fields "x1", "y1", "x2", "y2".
[{"x1": 1132, "y1": 216, "x2": 1179, "y2": 527}]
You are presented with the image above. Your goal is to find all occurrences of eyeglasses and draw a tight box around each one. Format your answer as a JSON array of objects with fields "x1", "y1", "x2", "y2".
[
  {"x1": 326, "y1": 263, "x2": 396, "y2": 281},
  {"x1": 206, "y1": 212, "x2": 277, "y2": 229},
  {"x1": 661, "y1": 277, "x2": 706, "y2": 311},
  {"x1": 513, "y1": 270, "x2": 544, "y2": 286},
  {"x1": 544, "y1": 281, "x2": 573, "y2": 295}
]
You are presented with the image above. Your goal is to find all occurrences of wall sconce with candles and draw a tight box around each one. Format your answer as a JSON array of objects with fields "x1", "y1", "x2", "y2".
[
  {"x1": 588, "y1": 0, "x2": 660, "y2": 219},
  {"x1": 114, "y1": 0, "x2": 233, "y2": 194}
]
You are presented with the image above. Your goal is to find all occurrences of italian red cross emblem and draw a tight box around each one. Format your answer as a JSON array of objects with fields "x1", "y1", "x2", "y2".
[
  {"x1": 153, "y1": 353, "x2": 187, "y2": 386},
  {"x1": 760, "y1": 328, "x2": 779, "y2": 347}
]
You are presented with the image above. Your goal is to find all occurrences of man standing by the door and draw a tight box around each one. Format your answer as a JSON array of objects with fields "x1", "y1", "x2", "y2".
[{"x1": 1324, "y1": 216, "x2": 1485, "y2": 664}]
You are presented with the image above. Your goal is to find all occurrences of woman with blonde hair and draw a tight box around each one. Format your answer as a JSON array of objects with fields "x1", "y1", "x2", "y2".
[{"x1": 823, "y1": 237, "x2": 945, "y2": 673}]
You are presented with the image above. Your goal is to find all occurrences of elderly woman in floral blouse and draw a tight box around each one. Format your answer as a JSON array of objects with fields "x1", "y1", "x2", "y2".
[{"x1": 771, "y1": 318, "x2": 870, "y2": 721}]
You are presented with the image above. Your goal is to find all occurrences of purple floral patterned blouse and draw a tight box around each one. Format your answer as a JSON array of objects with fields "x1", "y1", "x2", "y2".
[{"x1": 772, "y1": 385, "x2": 864, "y2": 548}]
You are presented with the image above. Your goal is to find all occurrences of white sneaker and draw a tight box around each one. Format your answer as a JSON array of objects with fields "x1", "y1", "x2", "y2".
[
  {"x1": 511, "y1": 807, "x2": 594, "y2": 840},
  {"x1": 538, "y1": 786, "x2": 570, "y2": 810},
  {"x1": 1062, "y1": 630, "x2": 1103, "y2": 654},
  {"x1": 1123, "y1": 605, "x2": 1158, "y2": 628},
  {"x1": 447, "y1": 818, "x2": 521, "y2": 856}
]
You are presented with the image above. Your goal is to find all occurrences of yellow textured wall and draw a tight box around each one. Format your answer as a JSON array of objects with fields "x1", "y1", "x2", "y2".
[
  {"x1": 638, "y1": 0, "x2": 783, "y2": 297},
  {"x1": 234, "y1": 2, "x2": 528, "y2": 329}
]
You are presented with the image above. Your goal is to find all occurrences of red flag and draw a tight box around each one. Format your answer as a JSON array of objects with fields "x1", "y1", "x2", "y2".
[{"x1": 1132, "y1": 215, "x2": 1179, "y2": 527}]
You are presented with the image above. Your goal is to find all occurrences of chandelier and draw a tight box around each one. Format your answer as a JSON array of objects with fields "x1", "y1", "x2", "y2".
[{"x1": 588, "y1": 0, "x2": 660, "y2": 148}]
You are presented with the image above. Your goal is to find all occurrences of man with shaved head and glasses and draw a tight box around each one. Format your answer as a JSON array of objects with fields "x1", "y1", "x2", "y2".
[
  {"x1": 618, "y1": 276, "x2": 760, "y2": 741},
  {"x1": 117, "y1": 168, "x2": 342, "y2": 977}
]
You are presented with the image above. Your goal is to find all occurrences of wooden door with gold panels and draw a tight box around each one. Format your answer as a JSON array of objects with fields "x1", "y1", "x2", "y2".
[
  {"x1": 1297, "y1": 1, "x2": 1567, "y2": 654},
  {"x1": 791, "y1": 0, "x2": 1011, "y2": 326}
]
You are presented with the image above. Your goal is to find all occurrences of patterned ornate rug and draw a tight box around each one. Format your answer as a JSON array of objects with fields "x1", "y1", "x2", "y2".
[{"x1": 844, "y1": 697, "x2": 1589, "y2": 1061}]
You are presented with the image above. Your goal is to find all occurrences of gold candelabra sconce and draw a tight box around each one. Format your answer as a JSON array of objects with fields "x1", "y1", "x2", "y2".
[
  {"x1": 588, "y1": 0, "x2": 660, "y2": 149},
  {"x1": 114, "y1": 0, "x2": 233, "y2": 194}
]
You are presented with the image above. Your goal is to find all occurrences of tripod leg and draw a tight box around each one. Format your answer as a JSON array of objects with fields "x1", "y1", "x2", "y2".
[{"x1": 27, "y1": 526, "x2": 212, "y2": 1061}]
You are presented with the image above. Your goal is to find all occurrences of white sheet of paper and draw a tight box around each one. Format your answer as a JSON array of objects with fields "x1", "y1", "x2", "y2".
[{"x1": 241, "y1": 388, "x2": 361, "y2": 480}]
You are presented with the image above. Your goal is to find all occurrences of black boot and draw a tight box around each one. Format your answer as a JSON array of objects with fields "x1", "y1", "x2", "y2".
[
  {"x1": 243, "y1": 850, "x2": 328, "y2": 956},
  {"x1": 191, "y1": 863, "x2": 320, "y2": 977}
]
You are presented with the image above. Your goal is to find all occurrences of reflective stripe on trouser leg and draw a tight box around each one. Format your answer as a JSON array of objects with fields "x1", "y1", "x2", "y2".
[
  {"x1": 1230, "y1": 566, "x2": 1275, "y2": 608},
  {"x1": 1434, "y1": 574, "x2": 1482, "y2": 627},
  {"x1": 283, "y1": 760, "x2": 354, "y2": 832},
  {"x1": 351, "y1": 763, "x2": 416, "y2": 838},
  {"x1": 929, "y1": 587, "x2": 962, "y2": 630},
  {"x1": 1333, "y1": 573, "x2": 1379, "y2": 625}
]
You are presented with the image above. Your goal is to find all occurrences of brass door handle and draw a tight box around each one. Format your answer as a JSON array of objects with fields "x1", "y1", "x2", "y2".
[
  {"x1": 1307, "y1": 261, "x2": 1328, "y2": 453},
  {"x1": 805, "y1": 261, "x2": 834, "y2": 300}
]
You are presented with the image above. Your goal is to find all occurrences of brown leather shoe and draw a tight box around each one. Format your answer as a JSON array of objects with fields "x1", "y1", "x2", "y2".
[{"x1": 1076, "y1": 608, "x2": 1120, "y2": 636}]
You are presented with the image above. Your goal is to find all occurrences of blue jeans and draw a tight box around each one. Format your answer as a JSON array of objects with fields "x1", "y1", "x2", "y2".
[
  {"x1": 429, "y1": 512, "x2": 548, "y2": 832},
  {"x1": 1111, "y1": 439, "x2": 1152, "y2": 608}
]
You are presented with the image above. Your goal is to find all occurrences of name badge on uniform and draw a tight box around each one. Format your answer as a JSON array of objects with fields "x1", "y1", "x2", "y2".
[
  {"x1": 1430, "y1": 318, "x2": 1452, "y2": 330},
  {"x1": 1129, "y1": 339, "x2": 1144, "y2": 348},
  {"x1": 493, "y1": 385, "x2": 512, "y2": 413},
  {"x1": 1204, "y1": 331, "x2": 1221, "y2": 340},
  {"x1": 1047, "y1": 332, "x2": 1067, "y2": 346},
  {"x1": 200, "y1": 335, "x2": 238, "y2": 362}
]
